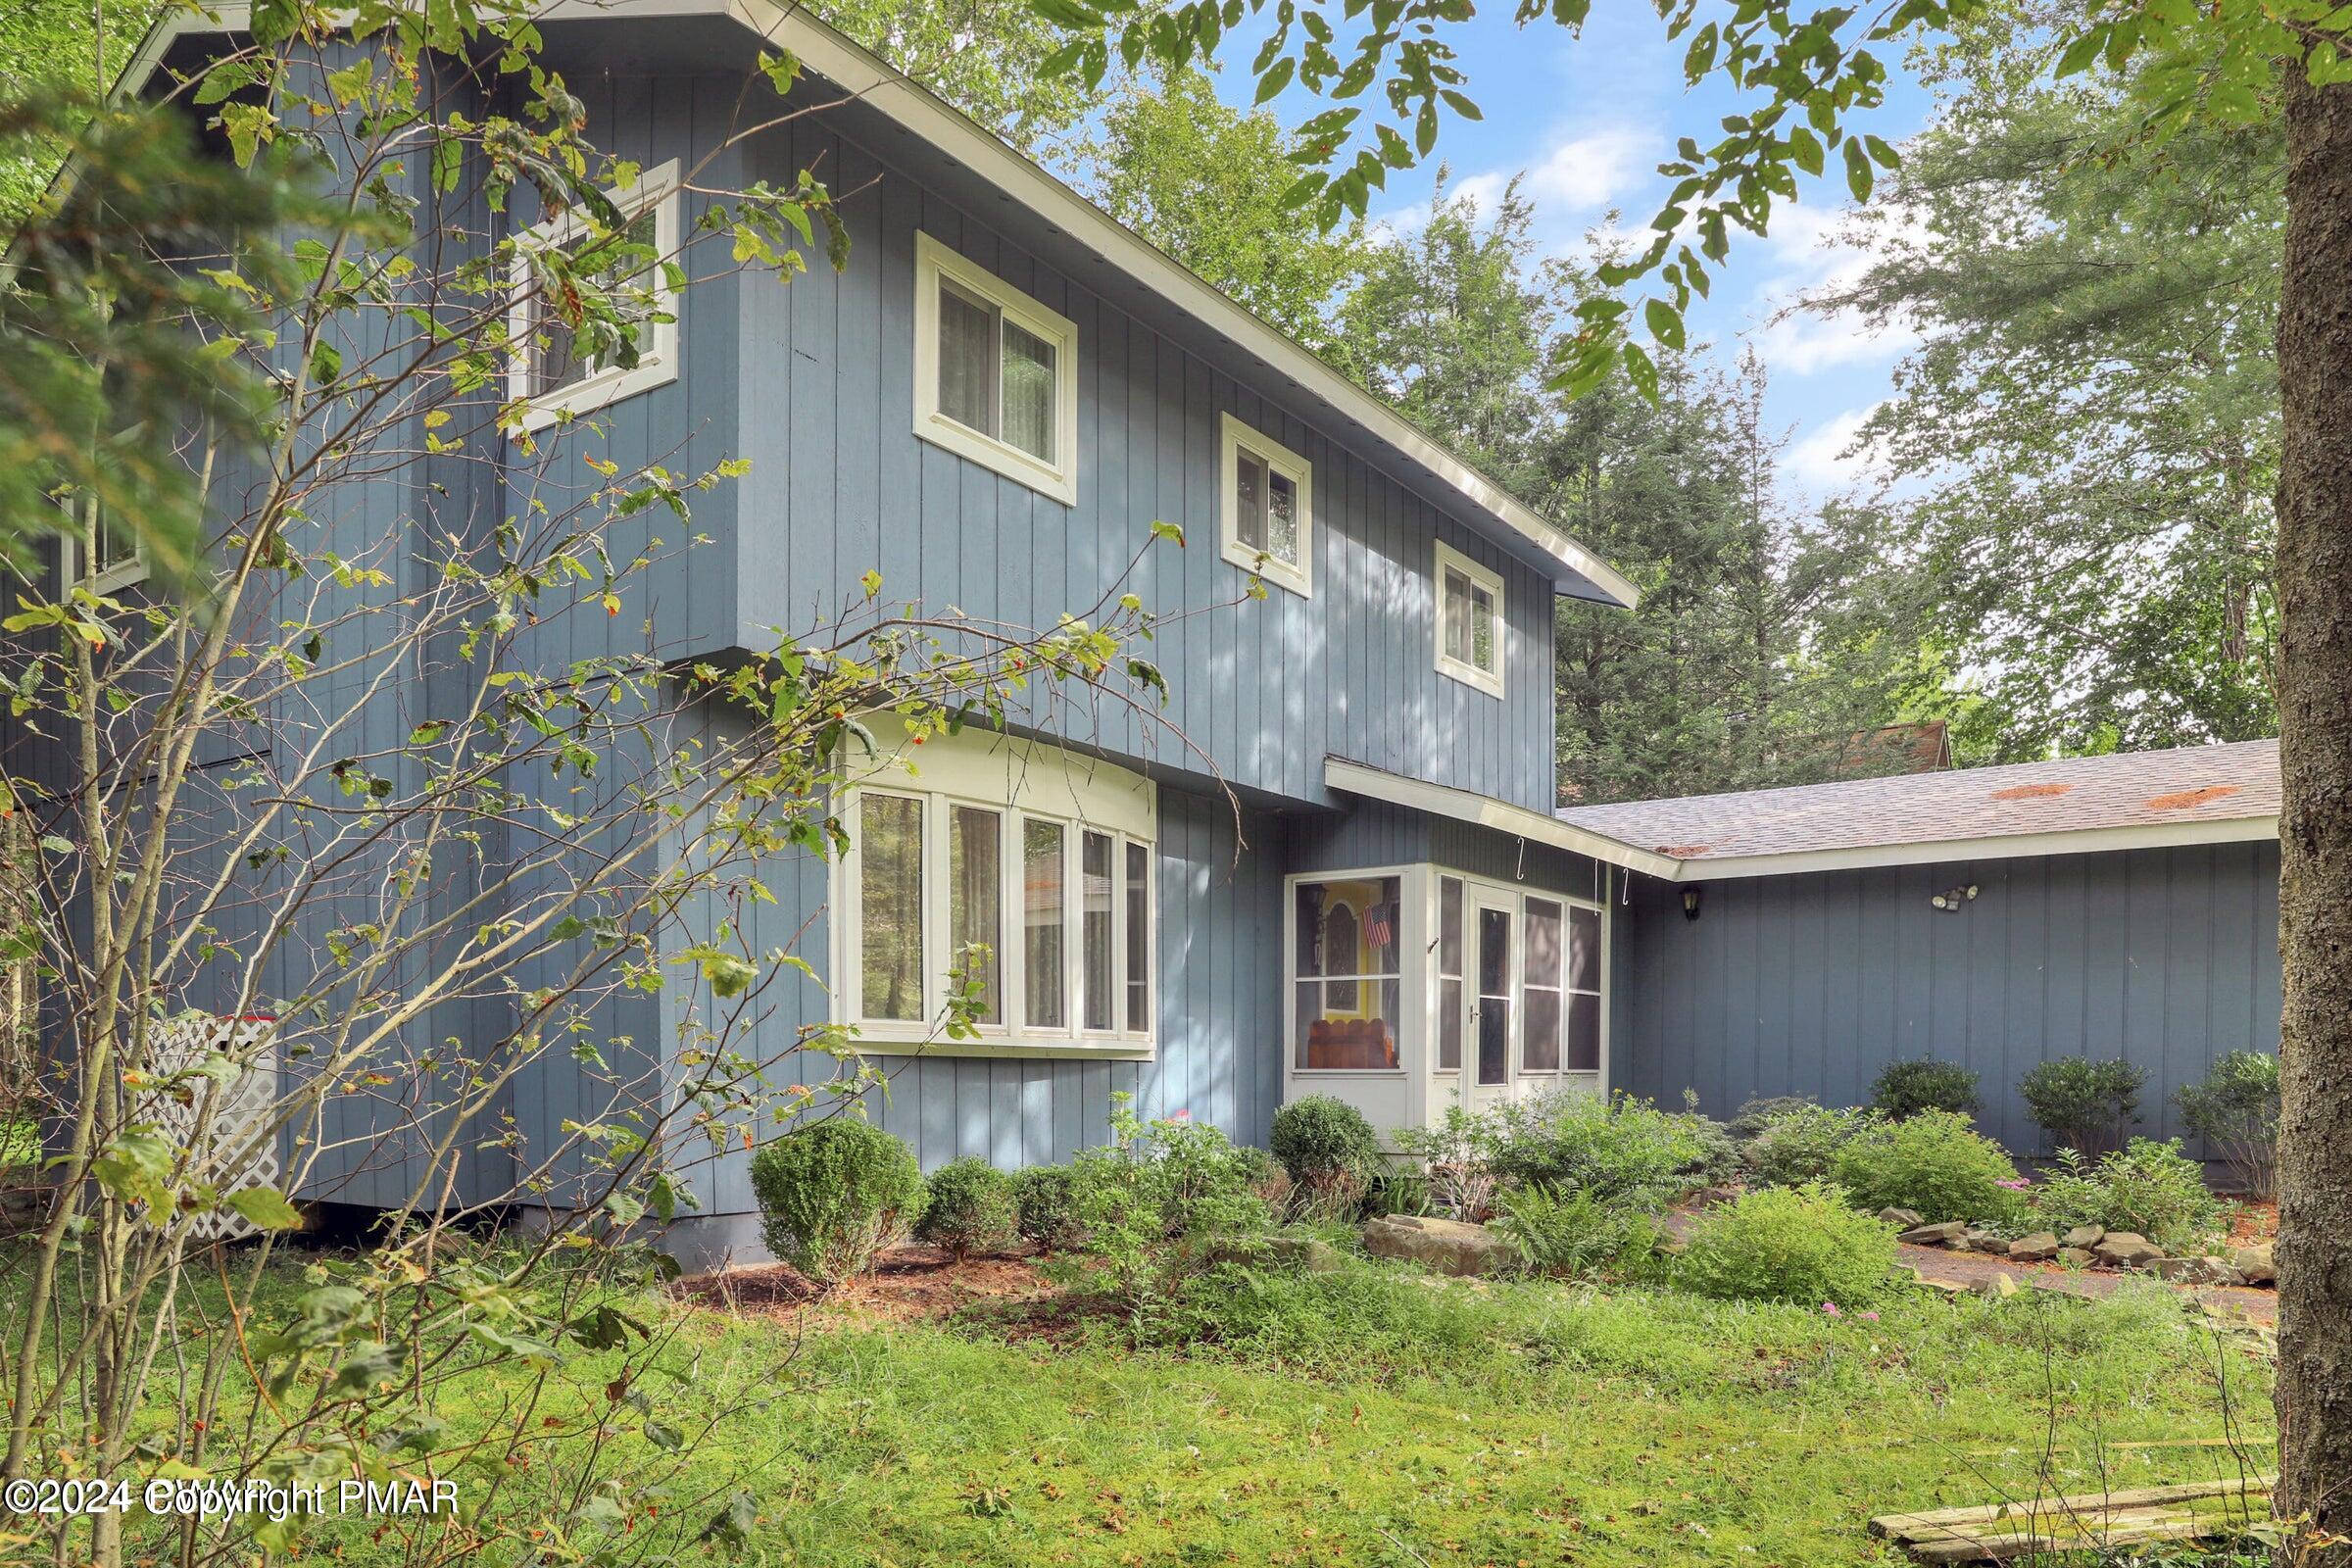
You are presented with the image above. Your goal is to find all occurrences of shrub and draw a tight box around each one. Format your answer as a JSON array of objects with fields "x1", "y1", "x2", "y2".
[
  {"x1": 2019, "y1": 1056, "x2": 2146, "y2": 1155},
  {"x1": 1870, "y1": 1058, "x2": 1983, "y2": 1119},
  {"x1": 1060, "y1": 1096, "x2": 1271, "y2": 1326},
  {"x1": 915, "y1": 1157, "x2": 1018, "y2": 1260},
  {"x1": 2032, "y1": 1139, "x2": 2224, "y2": 1252},
  {"x1": 1673, "y1": 1113, "x2": 1744, "y2": 1187},
  {"x1": 1393, "y1": 1103, "x2": 1503, "y2": 1221},
  {"x1": 1491, "y1": 1183, "x2": 1665, "y2": 1282},
  {"x1": 1488, "y1": 1090, "x2": 1700, "y2": 1202},
  {"x1": 1011, "y1": 1164, "x2": 1087, "y2": 1251},
  {"x1": 1270, "y1": 1096, "x2": 1381, "y2": 1182},
  {"x1": 1675, "y1": 1182, "x2": 1897, "y2": 1308},
  {"x1": 1831, "y1": 1110, "x2": 2021, "y2": 1224},
  {"x1": 1744, "y1": 1103, "x2": 1879, "y2": 1187},
  {"x1": 2175, "y1": 1051, "x2": 2280, "y2": 1200},
  {"x1": 1727, "y1": 1095, "x2": 1818, "y2": 1141},
  {"x1": 749, "y1": 1119, "x2": 927, "y2": 1285}
]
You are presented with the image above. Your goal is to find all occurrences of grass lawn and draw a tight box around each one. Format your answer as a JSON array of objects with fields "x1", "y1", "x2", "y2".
[
  {"x1": 660, "y1": 1263, "x2": 2276, "y2": 1567},
  {"x1": 0, "y1": 1245, "x2": 2277, "y2": 1567}
]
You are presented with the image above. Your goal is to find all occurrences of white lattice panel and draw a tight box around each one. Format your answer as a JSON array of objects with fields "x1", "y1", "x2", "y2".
[{"x1": 138, "y1": 1016, "x2": 281, "y2": 1241}]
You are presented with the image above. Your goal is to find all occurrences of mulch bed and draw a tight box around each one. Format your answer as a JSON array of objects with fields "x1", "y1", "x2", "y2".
[{"x1": 674, "y1": 1244, "x2": 1059, "y2": 1327}]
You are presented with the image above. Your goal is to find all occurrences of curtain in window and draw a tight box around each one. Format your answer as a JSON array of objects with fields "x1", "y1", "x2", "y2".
[
  {"x1": 859, "y1": 795, "x2": 924, "y2": 1022},
  {"x1": 949, "y1": 806, "x2": 1003, "y2": 1024},
  {"x1": 1000, "y1": 318, "x2": 1057, "y2": 462},
  {"x1": 937, "y1": 279, "x2": 997, "y2": 434},
  {"x1": 1235, "y1": 450, "x2": 1267, "y2": 552},
  {"x1": 1082, "y1": 831, "x2": 1114, "y2": 1031},
  {"x1": 1023, "y1": 819, "x2": 1065, "y2": 1029}
]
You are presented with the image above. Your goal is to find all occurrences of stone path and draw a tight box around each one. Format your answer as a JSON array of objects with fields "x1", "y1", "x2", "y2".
[{"x1": 1895, "y1": 1240, "x2": 2278, "y2": 1325}]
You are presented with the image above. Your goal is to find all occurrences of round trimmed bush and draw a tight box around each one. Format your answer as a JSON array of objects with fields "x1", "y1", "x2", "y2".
[
  {"x1": 749, "y1": 1118, "x2": 926, "y2": 1284},
  {"x1": 1011, "y1": 1163, "x2": 1086, "y2": 1251},
  {"x1": 1675, "y1": 1182, "x2": 1897, "y2": 1308},
  {"x1": 2019, "y1": 1056, "x2": 2145, "y2": 1155},
  {"x1": 1270, "y1": 1096, "x2": 1380, "y2": 1183},
  {"x1": 1870, "y1": 1058, "x2": 1983, "y2": 1120},
  {"x1": 916, "y1": 1156, "x2": 1018, "y2": 1260},
  {"x1": 1831, "y1": 1110, "x2": 2021, "y2": 1225}
]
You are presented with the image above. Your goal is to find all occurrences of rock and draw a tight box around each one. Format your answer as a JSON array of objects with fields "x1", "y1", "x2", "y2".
[
  {"x1": 2063, "y1": 1224, "x2": 2107, "y2": 1250},
  {"x1": 2202, "y1": 1256, "x2": 2247, "y2": 1288},
  {"x1": 1250, "y1": 1235, "x2": 1347, "y2": 1273},
  {"x1": 2006, "y1": 1233, "x2": 2061, "y2": 1263},
  {"x1": 1958, "y1": 1229, "x2": 2011, "y2": 1255},
  {"x1": 2056, "y1": 1247, "x2": 2097, "y2": 1267},
  {"x1": 1897, "y1": 1220, "x2": 1968, "y2": 1247},
  {"x1": 2093, "y1": 1231, "x2": 2164, "y2": 1270},
  {"x1": 1974, "y1": 1272, "x2": 2020, "y2": 1300},
  {"x1": 1911, "y1": 1271, "x2": 1969, "y2": 1297},
  {"x1": 1879, "y1": 1207, "x2": 1925, "y2": 1229},
  {"x1": 2152, "y1": 1255, "x2": 2207, "y2": 1284},
  {"x1": 2232, "y1": 1244, "x2": 2275, "y2": 1285},
  {"x1": 1360, "y1": 1214, "x2": 1514, "y2": 1279}
]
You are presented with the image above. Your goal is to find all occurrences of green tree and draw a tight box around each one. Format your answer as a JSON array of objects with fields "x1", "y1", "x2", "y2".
[
  {"x1": 1812, "y1": 10, "x2": 2280, "y2": 760},
  {"x1": 1070, "y1": 69, "x2": 1363, "y2": 351}
]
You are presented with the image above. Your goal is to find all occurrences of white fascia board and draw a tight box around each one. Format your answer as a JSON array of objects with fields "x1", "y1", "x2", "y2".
[
  {"x1": 1323, "y1": 758, "x2": 1686, "y2": 880},
  {"x1": 1668, "y1": 813, "x2": 2279, "y2": 881}
]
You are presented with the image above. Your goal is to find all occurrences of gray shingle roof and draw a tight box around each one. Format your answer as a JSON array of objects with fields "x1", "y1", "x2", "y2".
[{"x1": 1554, "y1": 740, "x2": 2279, "y2": 865}]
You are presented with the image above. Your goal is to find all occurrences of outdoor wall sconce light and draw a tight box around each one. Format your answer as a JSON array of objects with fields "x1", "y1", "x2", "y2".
[
  {"x1": 1930, "y1": 883, "x2": 1981, "y2": 911},
  {"x1": 1682, "y1": 885, "x2": 1703, "y2": 921}
]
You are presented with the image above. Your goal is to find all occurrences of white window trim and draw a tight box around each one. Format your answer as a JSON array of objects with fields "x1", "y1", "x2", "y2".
[
  {"x1": 1427, "y1": 865, "x2": 1608, "y2": 1088},
  {"x1": 911, "y1": 231, "x2": 1080, "y2": 507},
  {"x1": 1433, "y1": 540, "x2": 1506, "y2": 700},
  {"x1": 1284, "y1": 862, "x2": 1418, "y2": 1079},
  {"x1": 1217, "y1": 412, "x2": 1313, "y2": 597},
  {"x1": 507, "y1": 159, "x2": 682, "y2": 435},
  {"x1": 64, "y1": 529, "x2": 148, "y2": 597},
  {"x1": 834, "y1": 724, "x2": 1154, "y2": 1058}
]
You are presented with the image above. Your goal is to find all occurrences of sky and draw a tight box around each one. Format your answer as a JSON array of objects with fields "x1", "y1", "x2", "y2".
[{"x1": 1223, "y1": 0, "x2": 1942, "y2": 511}]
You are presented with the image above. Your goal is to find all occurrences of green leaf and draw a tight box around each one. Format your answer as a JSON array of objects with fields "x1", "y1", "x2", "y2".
[
  {"x1": 309, "y1": 341, "x2": 343, "y2": 385},
  {"x1": 1843, "y1": 137, "x2": 1875, "y2": 202},
  {"x1": 1622, "y1": 340, "x2": 1660, "y2": 404},
  {"x1": 2053, "y1": 25, "x2": 2107, "y2": 78},
  {"x1": 1255, "y1": 56, "x2": 1297, "y2": 104},
  {"x1": 1030, "y1": 0, "x2": 1102, "y2": 25},
  {"x1": 224, "y1": 1187, "x2": 305, "y2": 1231},
  {"x1": 1788, "y1": 126, "x2": 1825, "y2": 176},
  {"x1": 1439, "y1": 89, "x2": 1483, "y2": 122},
  {"x1": 1642, "y1": 299, "x2": 1686, "y2": 352}
]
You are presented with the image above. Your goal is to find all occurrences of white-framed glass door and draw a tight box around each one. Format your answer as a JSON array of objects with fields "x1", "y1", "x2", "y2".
[{"x1": 1469, "y1": 894, "x2": 1515, "y2": 1103}]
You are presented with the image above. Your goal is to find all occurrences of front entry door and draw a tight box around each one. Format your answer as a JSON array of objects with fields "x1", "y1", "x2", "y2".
[{"x1": 1469, "y1": 897, "x2": 1515, "y2": 1106}]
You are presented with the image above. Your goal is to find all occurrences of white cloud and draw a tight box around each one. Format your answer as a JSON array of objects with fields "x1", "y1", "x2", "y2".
[
  {"x1": 1520, "y1": 127, "x2": 1647, "y2": 212},
  {"x1": 1742, "y1": 195, "x2": 1930, "y2": 375},
  {"x1": 1785, "y1": 402, "x2": 1888, "y2": 497}
]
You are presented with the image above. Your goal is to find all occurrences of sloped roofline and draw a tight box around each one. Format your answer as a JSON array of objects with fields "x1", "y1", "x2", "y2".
[{"x1": 108, "y1": 0, "x2": 1640, "y2": 609}]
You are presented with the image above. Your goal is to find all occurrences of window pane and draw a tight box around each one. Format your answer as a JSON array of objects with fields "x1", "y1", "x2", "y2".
[
  {"x1": 1523, "y1": 989, "x2": 1561, "y2": 1072},
  {"x1": 1235, "y1": 450, "x2": 1267, "y2": 552},
  {"x1": 937, "y1": 279, "x2": 997, "y2": 435},
  {"x1": 534, "y1": 209, "x2": 659, "y2": 396},
  {"x1": 1443, "y1": 567, "x2": 1472, "y2": 664},
  {"x1": 1568, "y1": 906, "x2": 1601, "y2": 992},
  {"x1": 1566, "y1": 991, "x2": 1601, "y2": 1072},
  {"x1": 1124, "y1": 841, "x2": 1151, "y2": 1033},
  {"x1": 1023, "y1": 818, "x2": 1065, "y2": 1030},
  {"x1": 1437, "y1": 977, "x2": 1462, "y2": 1071},
  {"x1": 858, "y1": 794, "x2": 924, "y2": 1022},
  {"x1": 1470, "y1": 583, "x2": 1496, "y2": 672},
  {"x1": 948, "y1": 805, "x2": 1002, "y2": 1024},
  {"x1": 1293, "y1": 876, "x2": 1402, "y2": 1069},
  {"x1": 1082, "y1": 830, "x2": 1114, "y2": 1031},
  {"x1": 1001, "y1": 318, "x2": 1056, "y2": 462},
  {"x1": 1476, "y1": 906, "x2": 1511, "y2": 1086},
  {"x1": 1298, "y1": 979, "x2": 1402, "y2": 1070},
  {"x1": 1266, "y1": 467, "x2": 1299, "y2": 566},
  {"x1": 1439, "y1": 876, "x2": 1463, "y2": 976},
  {"x1": 1524, "y1": 899, "x2": 1562, "y2": 986}
]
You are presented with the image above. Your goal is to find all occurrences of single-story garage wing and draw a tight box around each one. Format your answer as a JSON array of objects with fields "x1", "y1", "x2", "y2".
[{"x1": 1557, "y1": 741, "x2": 2280, "y2": 1157}]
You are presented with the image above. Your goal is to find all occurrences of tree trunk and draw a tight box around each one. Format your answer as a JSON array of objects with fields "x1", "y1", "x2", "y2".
[{"x1": 2273, "y1": 53, "x2": 2352, "y2": 1564}]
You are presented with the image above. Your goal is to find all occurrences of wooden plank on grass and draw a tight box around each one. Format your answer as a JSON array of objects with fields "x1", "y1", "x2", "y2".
[{"x1": 1871, "y1": 1475, "x2": 2274, "y2": 1562}]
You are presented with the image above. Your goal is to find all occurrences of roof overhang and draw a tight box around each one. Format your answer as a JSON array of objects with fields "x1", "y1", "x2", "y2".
[
  {"x1": 102, "y1": 0, "x2": 1641, "y2": 610},
  {"x1": 1323, "y1": 758, "x2": 1686, "y2": 879}
]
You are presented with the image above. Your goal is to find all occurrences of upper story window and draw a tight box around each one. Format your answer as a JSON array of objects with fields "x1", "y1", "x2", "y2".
[
  {"x1": 508, "y1": 160, "x2": 681, "y2": 434},
  {"x1": 912, "y1": 232, "x2": 1079, "y2": 506},
  {"x1": 1433, "y1": 540, "x2": 1504, "y2": 699},
  {"x1": 68, "y1": 503, "x2": 147, "y2": 595},
  {"x1": 1218, "y1": 414, "x2": 1312, "y2": 597},
  {"x1": 839, "y1": 723, "x2": 1154, "y2": 1054}
]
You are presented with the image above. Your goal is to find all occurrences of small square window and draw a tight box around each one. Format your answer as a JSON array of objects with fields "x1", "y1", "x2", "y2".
[
  {"x1": 1219, "y1": 413, "x2": 1312, "y2": 597},
  {"x1": 913, "y1": 233, "x2": 1078, "y2": 505},
  {"x1": 1433, "y1": 541, "x2": 1504, "y2": 698},
  {"x1": 67, "y1": 502, "x2": 147, "y2": 593},
  {"x1": 507, "y1": 161, "x2": 681, "y2": 434}
]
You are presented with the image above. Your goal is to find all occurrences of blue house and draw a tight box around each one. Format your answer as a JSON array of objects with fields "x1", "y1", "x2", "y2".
[{"x1": 87, "y1": 0, "x2": 1657, "y2": 1267}]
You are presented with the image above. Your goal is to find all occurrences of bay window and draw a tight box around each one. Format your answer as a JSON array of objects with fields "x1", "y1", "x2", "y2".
[{"x1": 838, "y1": 727, "x2": 1154, "y2": 1054}]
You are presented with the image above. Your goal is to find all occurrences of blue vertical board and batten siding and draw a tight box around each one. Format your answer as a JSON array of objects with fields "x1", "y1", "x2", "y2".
[
  {"x1": 713, "y1": 78, "x2": 1561, "y2": 815},
  {"x1": 1615, "y1": 841, "x2": 2282, "y2": 1157}
]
